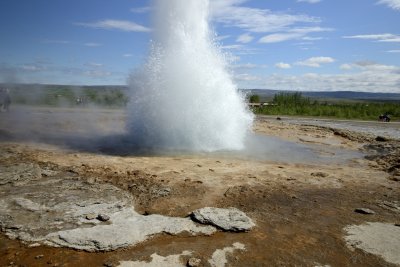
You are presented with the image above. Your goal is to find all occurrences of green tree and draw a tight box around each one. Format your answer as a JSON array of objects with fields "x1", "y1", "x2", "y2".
[{"x1": 249, "y1": 94, "x2": 260, "y2": 103}]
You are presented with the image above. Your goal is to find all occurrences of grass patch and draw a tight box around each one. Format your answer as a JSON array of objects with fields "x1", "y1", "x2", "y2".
[{"x1": 254, "y1": 92, "x2": 400, "y2": 121}]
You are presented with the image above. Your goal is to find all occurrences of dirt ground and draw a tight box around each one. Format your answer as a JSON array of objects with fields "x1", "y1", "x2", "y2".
[{"x1": 0, "y1": 106, "x2": 399, "y2": 267}]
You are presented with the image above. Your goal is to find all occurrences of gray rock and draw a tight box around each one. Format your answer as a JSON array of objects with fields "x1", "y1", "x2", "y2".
[
  {"x1": 0, "y1": 171, "x2": 216, "y2": 252},
  {"x1": 345, "y1": 222, "x2": 400, "y2": 265},
  {"x1": 354, "y1": 208, "x2": 375, "y2": 215},
  {"x1": 46, "y1": 209, "x2": 216, "y2": 251},
  {"x1": 191, "y1": 207, "x2": 255, "y2": 232}
]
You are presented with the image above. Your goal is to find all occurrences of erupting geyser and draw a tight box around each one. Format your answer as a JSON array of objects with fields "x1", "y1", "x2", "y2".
[{"x1": 127, "y1": 0, "x2": 254, "y2": 152}]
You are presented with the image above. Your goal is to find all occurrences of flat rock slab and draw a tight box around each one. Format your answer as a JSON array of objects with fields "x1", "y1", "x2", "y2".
[
  {"x1": 344, "y1": 222, "x2": 400, "y2": 265},
  {"x1": 190, "y1": 207, "x2": 255, "y2": 232},
  {"x1": 0, "y1": 163, "x2": 216, "y2": 251}
]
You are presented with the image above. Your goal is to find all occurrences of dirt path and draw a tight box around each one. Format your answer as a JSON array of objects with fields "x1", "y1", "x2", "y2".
[{"x1": 0, "y1": 107, "x2": 399, "y2": 266}]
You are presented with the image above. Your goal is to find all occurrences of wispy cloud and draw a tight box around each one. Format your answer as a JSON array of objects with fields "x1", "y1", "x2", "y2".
[
  {"x1": 42, "y1": 39, "x2": 71, "y2": 44},
  {"x1": 234, "y1": 73, "x2": 261, "y2": 82},
  {"x1": 386, "y1": 49, "x2": 400, "y2": 53},
  {"x1": 259, "y1": 27, "x2": 332, "y2": 43},
  {"x1": 340, "y1": 63, "x2": 353, "y2": 70},
  {"x1": 297, "y1": 0, "x2": 322, "y2": 3},
  {"x1": 130, "y1": 6, "x2": 152, "y2": 13},
  {"x1": 259, "y1": 33, "x2": 301, "y2": 43},
  {"x1": 215, "y1": 35, "x2": 231, "y2": 41},
  {"x1": 343, "y1": 33, "x2": 400, "y2": 42},
  {"x1": 85, "y1": 62, "x2": 103, "y2": 68},
  {"x1": 210, "y1": 0, "x2": 320, "y2": 33},
  {"x1": 295, "y1": 56, "x2": 335, "y2": 67},
  {"x1": 84, "y1": 42, "x2": 102, "y2": 47},
  {"x1": 83, "y1": 70, "x2": 112, "y2": 78},
  {"x1": 123, "y1": 54, "x2": 134, "y2": 57},
  {"x1": 75, "y1": 19, "x2": 151, "y2": 32},
  {"x1": 21, "y1": 64, "x2": 46, "y2": 72},
  {"x1": 377, "y1": 0, "x2": 400, "y2": 11},
  {"x1": 275, "y1": 62, "x2": 292, "y2": 69},
  {"x1": 231, "y1": 63, "x2": 260, "y2": 69},
  {"x1": 236, "y1": 33, "x2": 254, "y2": 43}
]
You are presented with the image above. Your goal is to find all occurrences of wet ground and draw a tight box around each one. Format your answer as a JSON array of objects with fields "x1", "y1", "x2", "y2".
[
  {"x1": 262, "y1": 115, "x2": 400, "y2": 139},
  {"x1": 0, "y1": 106, "x2": 399, "y2": 267}
]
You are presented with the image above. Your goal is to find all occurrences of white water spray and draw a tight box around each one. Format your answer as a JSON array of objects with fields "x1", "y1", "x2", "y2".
[{"x1": 127, "y1": 0, "x2": 254, "y2": 151}]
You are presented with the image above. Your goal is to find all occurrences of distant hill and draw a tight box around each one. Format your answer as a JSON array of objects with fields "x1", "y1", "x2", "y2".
[
  {"x1": 1, "y1": 83, "x2": 399, "y2": 103},
  {"x1": 242, "y1": 89, "x2": 400, "y2": 102}
]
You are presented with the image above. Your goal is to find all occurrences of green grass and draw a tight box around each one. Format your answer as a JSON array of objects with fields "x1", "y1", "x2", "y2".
[{"x1": 253, "y1": 92, "x2": 400, "y2": 121}]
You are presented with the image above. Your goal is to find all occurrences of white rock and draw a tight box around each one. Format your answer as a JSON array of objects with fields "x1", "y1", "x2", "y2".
[
  {"x1": 191, "y1": 207, "x2": 255, "y2": 232},
  {"x1": 344, "y1": 222, "x2": 400, "y2": 265}
]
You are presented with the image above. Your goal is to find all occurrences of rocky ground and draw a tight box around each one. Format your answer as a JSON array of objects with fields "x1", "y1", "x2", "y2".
[{"x1": 0, "y1": 106, "x2": 399, "y2": 267}]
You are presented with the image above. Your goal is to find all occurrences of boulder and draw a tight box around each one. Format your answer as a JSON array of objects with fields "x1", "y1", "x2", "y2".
[{"x1": 190, "y1": 207, "x2": 255, "y2": 232}]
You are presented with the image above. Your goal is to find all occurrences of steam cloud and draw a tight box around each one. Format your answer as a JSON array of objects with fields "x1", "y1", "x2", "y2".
[{"x1": 127, "y1": 0, "x2": 254, "y2": 152}]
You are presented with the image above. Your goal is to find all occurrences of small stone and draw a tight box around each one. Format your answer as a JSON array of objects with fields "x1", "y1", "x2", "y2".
[
  {"x1": 35, "y1": 254, "x2": 44, "y2": 259},
  {"x1": 375, "y1": 136, "x2": 388, "y2": 142},
  {"x1": 103, "y1": 262, "x2": 113, "y2": 267},
  {"x1": 395, "y1": 223, "x2": 400, "y2": 227},
  {"x1": 187, "y1": 257, "x2": 201, "y2": 267},
  {"x1": 354, "y1": 208, "x2": 375, "y2": 215},
  {"x1": 85, "y1": 213, "x2": 97, "y2": 220},
  {"x1": 28, "y1": 242, "x2": 41, "y2": 248},
  {"x1": 97, "y1": 214, "x2": 110, "y2": 221}
]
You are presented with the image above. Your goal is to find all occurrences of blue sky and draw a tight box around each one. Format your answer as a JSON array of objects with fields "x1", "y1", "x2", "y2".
[{"x1": 0, "y1": 0, "x2": 399, "y2": 92}]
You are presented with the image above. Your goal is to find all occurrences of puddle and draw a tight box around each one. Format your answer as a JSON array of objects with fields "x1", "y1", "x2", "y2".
[
  {"x1": 99, "y1": 134, "x2": 362, "y2": 164},
  {"x1": 281, "y1": 117, "x2": 400, "y2": 139}
]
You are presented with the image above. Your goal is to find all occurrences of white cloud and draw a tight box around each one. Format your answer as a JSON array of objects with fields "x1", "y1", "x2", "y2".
[
  {"x1": 123, "y1": 54, "x2": 134, "y2": 57},
  {"x1": 76, "y1": 20, "x2": 151, "y2": 32},
  {"x1": 84, "y1": 42, "x2": 102, "y2": 47},
  {"x1": 85, "y1": 62, "x2": 103, "y2": 67},
  {"x1": 295, "y1": 56, "x2": 335, "y2": 67},
  {"x1": 254, "y1": 61, "x2": 400, "y2": 92},
  {"x1": 302, "y1": 36, "x2": 324, "y2": 41},
  {"x1": 21, "y1": 64, "x2": 46, "y2": 72},
  {"x1": 84, "y1": 70, "x2": 112, "y2": 77},
  {"x1": 221, "y1": 44, "x2": 244, "y2": 50},
  {"x1": 42, "y1": 39, "x2": 70, "y2": 44},
  {"x1": 235, "y1": 73, "x2": 261, "y2": 81},
  {"x1": 340, "y1": 64, "x2": 353, "y2": 70},
  {"x1": 275, "y1": 62, "x2": 292, "y2": 69},
  {"x1": 343, "y1": 33, "x2": 400, "y2": 43},
  {"x1": 377, "y1": 0, "x2": 400, "y2": 10},
  {"x1": 215, "y1": 35, "x2": 231, "y2": 41},
  {"x1": 236, "y1": 33, "x2": 254, "y2": 43},
  {"x1": 259, "y1": 33, "x2": 301, "y2": 43},
  {"x1": 231, "y1": 63, "x2": 259, "y2": 69},
  {"x1": 297, "y1": 0, "x2": 322, "y2": 3},
  {"x1": 386, "y1": 49, "x2": 400, "y2": 53},
  {"x1": 210, "y1": 0, "x2": 320, "y2": 33},
  {"x1": 259, "y1": 27, "x2": 332, "y2": 43}
]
